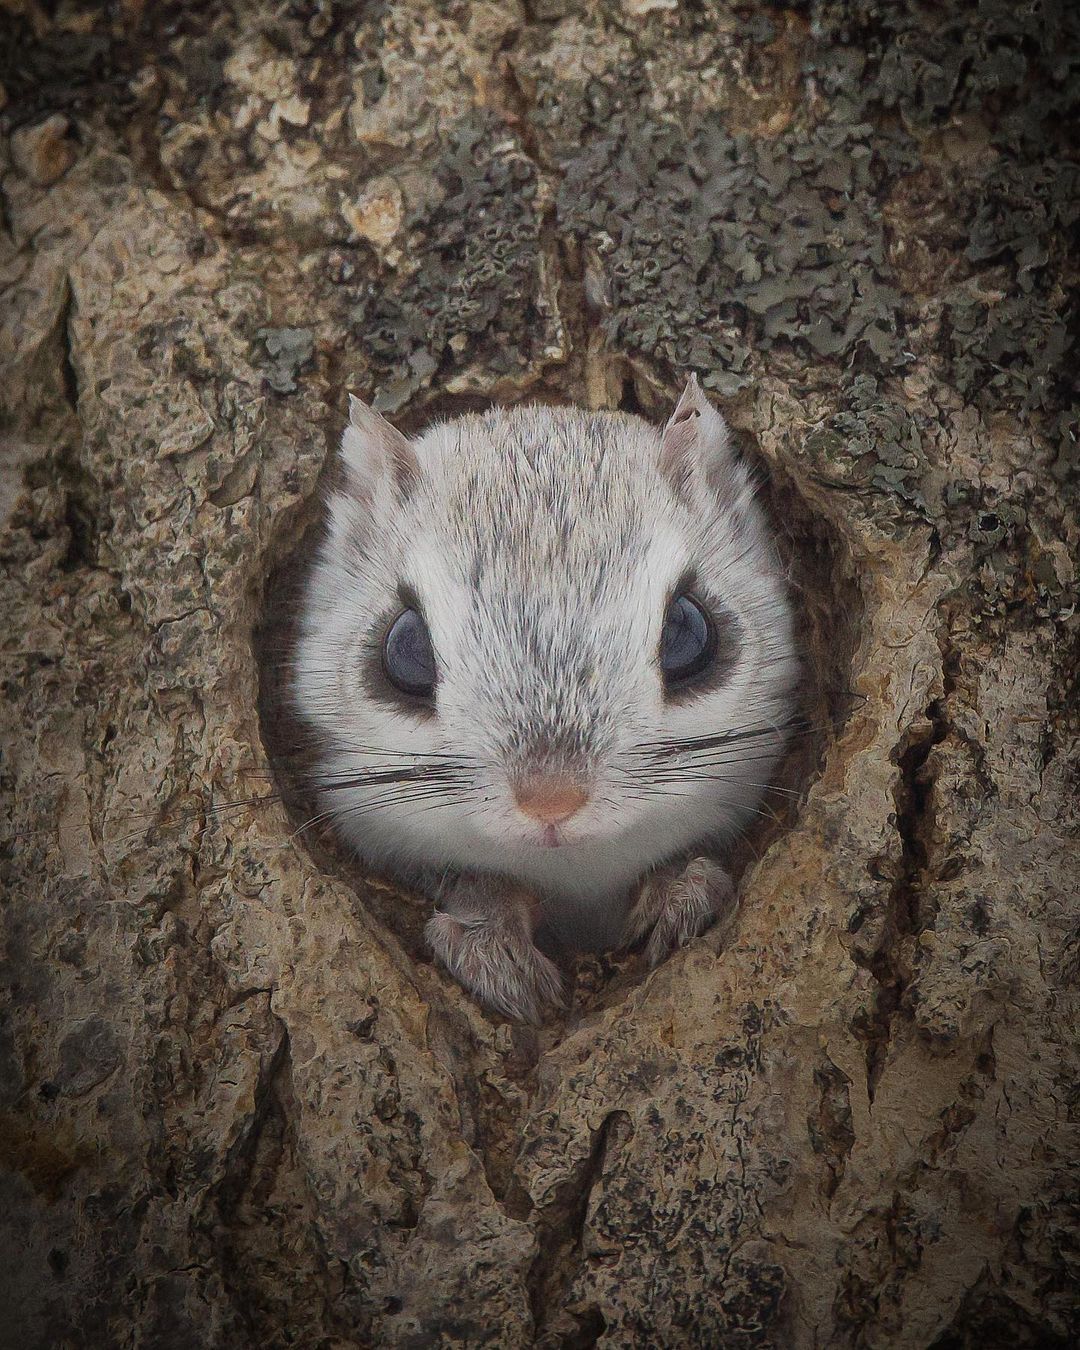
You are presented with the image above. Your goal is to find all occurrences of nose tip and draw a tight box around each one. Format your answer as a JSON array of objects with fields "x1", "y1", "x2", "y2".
[{"x1": 513, "y1": 776, "x2": 589, "y2": 825}]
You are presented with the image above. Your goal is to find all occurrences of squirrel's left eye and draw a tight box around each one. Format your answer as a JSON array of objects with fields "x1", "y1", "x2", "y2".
[
  {"x1": 383, "y1": 608, "x2": 437, "y2": 699},
  {"x1": 660, "y1": 594, "x2": 716, "y2": 687}
]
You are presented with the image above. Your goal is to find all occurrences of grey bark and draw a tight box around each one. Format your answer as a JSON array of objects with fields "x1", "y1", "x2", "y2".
[{"x1": 1, "y1": 2, "x2": 1077, "y2": 1347}]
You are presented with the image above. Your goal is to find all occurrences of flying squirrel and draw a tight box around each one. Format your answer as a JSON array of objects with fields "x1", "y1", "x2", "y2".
[{"x1": 292, "y1": 377, "x2": 799, "y2": 1020}]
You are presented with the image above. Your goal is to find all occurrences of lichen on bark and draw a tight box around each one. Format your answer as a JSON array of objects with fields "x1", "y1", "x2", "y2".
[{"x1": 1, "y1": 1, "x2": 1077, "y2": 1347}]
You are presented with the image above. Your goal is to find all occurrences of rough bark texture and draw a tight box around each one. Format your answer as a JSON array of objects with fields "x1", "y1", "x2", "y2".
[{"x1": 1, "y1": 2, "x2": 1077, "y2": 1347}]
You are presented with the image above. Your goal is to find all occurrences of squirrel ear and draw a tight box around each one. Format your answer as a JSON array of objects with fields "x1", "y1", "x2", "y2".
[
  {"x1": 658, "y1": 375, "x2": 735, "y2": 495},
  {"x1": 341, "y1": 394, "x2": 419, "y2": 501}
]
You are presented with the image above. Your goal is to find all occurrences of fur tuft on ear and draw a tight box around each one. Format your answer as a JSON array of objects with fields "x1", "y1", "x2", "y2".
[
  {"x1": 658, "y1": 374, "x2": 738, "y2": 498},
  {"x1": 341, "y1": 394, "x2": 419, "y2": 503}
]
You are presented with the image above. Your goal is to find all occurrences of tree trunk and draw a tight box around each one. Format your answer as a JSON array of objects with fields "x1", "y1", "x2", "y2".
[{"x1": 1, "y1": 3, "x2": 1076, "y2": 1347}]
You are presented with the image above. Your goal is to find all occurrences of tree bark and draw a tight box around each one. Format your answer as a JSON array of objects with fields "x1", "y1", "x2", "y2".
[{"x1": 1, "y1": 2, "x2": 1077, "y2": 1347}]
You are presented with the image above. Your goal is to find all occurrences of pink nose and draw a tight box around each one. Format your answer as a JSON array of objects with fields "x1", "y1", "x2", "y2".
[{"x1": 513, "y1": 776, "x2": 589, "y2": 825}]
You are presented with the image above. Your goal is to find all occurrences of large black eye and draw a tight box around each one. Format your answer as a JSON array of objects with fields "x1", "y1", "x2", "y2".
[
  {"x1": 660, "y1": 594, "x2": 716, "y2": 687},
  {"x1": 382, "y1": 608, "x2": 437, "y2": 698}
]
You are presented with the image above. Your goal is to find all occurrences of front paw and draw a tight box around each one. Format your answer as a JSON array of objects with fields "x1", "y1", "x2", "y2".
[
  {"x1": 426, "y1": 907, "x2": 564, "y2": 1023},
  {"x1": 623, "y1": 857, "x2": 737, "y2": 968}
]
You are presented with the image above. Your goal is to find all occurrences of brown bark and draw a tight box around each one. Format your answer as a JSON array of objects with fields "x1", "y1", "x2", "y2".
[{"x1": 1, "y1": 2, "x2": 1076, "y2": 1346}]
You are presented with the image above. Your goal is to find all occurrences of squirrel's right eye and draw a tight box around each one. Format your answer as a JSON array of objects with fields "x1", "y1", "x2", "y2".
[
  {"x1": 382, "y1": 608, "x2": 437, "y2": 699},
  {"x1": 660, "y1": 593, "x2": 716, "y2": 688}
]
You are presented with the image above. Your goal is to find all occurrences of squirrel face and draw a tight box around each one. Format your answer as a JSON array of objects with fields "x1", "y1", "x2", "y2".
[{"x1": 293, "y1": 380, "x2": 798, "y2": 916}]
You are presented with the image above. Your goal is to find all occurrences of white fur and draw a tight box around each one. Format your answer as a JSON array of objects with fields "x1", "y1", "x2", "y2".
[{"x1": 293, "y1": 387, "x2": 798, "y2": 948}]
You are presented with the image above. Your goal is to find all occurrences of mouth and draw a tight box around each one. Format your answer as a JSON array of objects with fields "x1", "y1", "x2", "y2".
[
  {"x1": 520, "y1": 822, "x2": 578, "y2": 850},
  {"x1": 533, "y1": 822, "x2": 601, "y2": 850},
  {"x1": 514, "y1": 816, "x2": 595, "y2": 851},
  {"x1": 540, "y1": 823, "x2": 561, "y2": 849}
]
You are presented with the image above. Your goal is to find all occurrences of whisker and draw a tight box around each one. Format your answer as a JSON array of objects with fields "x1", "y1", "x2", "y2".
[
  {"x1": 336, "y1": 745, "x2": 478, "y2": 764},
  {"x1": 636, "y1": 775, "x2": 800, "y2": 797},
  {"x1": 289, "y1": 785, "x2": 471, "y2": 841},
  {"x1": 629, "y1": 708, "x2": 846, "y2": 762},
  {"x1": 635, "y1": 718, "x2": 806, "y2": 760},
  {"x1": 313, "y1": 765, "x2": 467, "y2": 791},
  {"x1": 637, "y1": 750, "x2": 794, "y2": 776}
]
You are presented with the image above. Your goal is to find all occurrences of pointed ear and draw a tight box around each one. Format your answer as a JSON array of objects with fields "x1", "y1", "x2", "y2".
[
  {"x1": 659, "y1": 375, "x2": 735, "y2": 495},
  {"x1": 340, "y1": 394, "x2": 419, "y2": 502}
]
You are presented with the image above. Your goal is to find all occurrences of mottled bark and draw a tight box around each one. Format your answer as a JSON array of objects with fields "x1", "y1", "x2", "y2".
[{"x1": 1, "y1": 2, "x2": 1077, "y2": 1347}]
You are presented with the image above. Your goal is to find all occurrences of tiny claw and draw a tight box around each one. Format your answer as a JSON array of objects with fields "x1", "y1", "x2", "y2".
[
  {"x1": 623, "y1": 856, "x2": 737, "y2": 967},
  {"x1": 426, "y1": 909, "x2": 565, "y2": 1022}
]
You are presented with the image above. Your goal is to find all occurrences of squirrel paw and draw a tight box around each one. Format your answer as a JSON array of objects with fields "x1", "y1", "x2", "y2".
[
  {"x1": 623, "y1": 856, "x2": 737, "y2": 968},
  {"x1": 426, "y1": 908, "x2": 564, "y2": 1023}
]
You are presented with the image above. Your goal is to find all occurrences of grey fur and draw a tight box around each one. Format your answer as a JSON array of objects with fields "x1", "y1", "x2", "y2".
[{"x1": 293, "y1": 379, "x2": 799, "y2": 1017}]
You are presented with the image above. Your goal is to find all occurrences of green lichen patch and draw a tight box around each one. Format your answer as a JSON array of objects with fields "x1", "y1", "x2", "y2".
[
  {"x1": 258, "y1": 326, "x2": 315, "y2": 395},
  {"x1": 938, "y1": 158, "x2": 1078, "y2": 465},
  {"x1": 809, "y1": 2, "x2": 1077, "y2": 458},
  {"x1": 809, "y1": 0, "x2": 1079, "y2": 158},
  {"x1": 344, "y1": 116, "x2": 554, "y2": 411},
  {"x1": 802, "y1": 373, "x2": 930, "y2": 522},
  {"x1": 558, "y1": 112, "x2": 910, "y2": 396}
]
